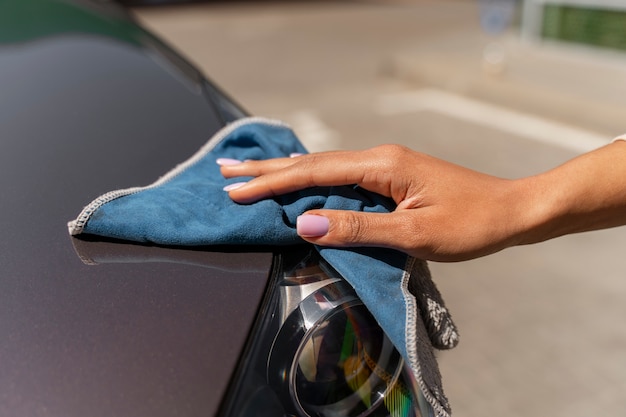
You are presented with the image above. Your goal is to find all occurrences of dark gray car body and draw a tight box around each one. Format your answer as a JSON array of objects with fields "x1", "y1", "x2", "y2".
[{"x1": 0, "y1": 1, "x2": 273, "y2": 416}]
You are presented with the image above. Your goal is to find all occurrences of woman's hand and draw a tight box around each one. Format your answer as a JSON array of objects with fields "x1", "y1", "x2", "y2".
[
  {"x1": 219, "y1": 144, "x2": 534, "y2": 261},
  {"x1": 220, "y1": 141, "x2": 626, "y2": 261}
]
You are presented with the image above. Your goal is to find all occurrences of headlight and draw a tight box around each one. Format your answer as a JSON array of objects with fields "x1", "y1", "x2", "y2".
[{"x1": 220, "y1": 248, "x2": 434, "y2": 417}]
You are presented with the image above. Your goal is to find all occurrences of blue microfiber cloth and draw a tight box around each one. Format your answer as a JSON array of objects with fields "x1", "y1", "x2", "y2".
[{"x1": 68, "y1": 117, "x2": 459, "y2": 416}]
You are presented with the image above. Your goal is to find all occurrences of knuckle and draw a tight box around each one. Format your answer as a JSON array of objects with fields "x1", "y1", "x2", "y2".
[
  {"x1": 398, "y1": 216, "x2": 434, "y2": 254},
  {"x1": 335, "y1": 211, "x2": 367, "y2": 244},
  {"x1": 293, "y1": 156, "x2": 322, "y2": 188},
  {"x1": 375, "y1": 143, "x2": 409, "y2": 159},
  {"x1": 369, "y1": 144, "x2": 410, "y2": 170}
]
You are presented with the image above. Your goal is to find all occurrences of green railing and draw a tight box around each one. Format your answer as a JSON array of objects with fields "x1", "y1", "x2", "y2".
[{"x1": 542, "y1": 5, "x2": 626, "y2": 52}]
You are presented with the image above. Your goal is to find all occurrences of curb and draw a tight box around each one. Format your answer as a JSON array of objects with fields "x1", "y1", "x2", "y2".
[{"x1": 387, "y1": 33, "x2": 626, "y2": 136}]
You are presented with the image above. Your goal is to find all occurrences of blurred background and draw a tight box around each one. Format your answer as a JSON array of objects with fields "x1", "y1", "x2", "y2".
[{"x1": 127, "y1": 1, "x2": 626, "y2": 416}]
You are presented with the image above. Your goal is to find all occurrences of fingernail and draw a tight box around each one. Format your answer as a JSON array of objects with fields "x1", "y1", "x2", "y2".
[
  {"x1": 223, "y1": 182, "x2": 247, "y2": 191},
  {"x1": 290, "y1": 153, "x2": 304, "y2": 158},
  {"x1": 297, "y1": 214, "x2": 329, "y2": 237},
  {"x1": 216, "y1": 158, "x2": 242, "y2": 166}
]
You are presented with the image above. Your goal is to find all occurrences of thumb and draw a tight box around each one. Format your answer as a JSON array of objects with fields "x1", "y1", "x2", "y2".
[{"x1": 296, "y1": 209, "x2": 409, "y2": 251}]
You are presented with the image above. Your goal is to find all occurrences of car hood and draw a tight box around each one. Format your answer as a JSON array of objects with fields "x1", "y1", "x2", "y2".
[{"x1": 0, "y1": 1, "x2": 272, "y2": 416}]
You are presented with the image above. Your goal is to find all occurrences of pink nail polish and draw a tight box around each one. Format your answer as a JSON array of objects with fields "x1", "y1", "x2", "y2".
[
  {"x1": 290, "y1": 153, "x2": 304, "y2": 158},
  {"x1": 216, "y1": 158, "x2": 242, "y2": 166},
  {"x1": 223, "y1": 182, "x2": 247, "y2": 191},
  {"x1": 297, "y1": 215, "x2": 329, "y2": 237}
]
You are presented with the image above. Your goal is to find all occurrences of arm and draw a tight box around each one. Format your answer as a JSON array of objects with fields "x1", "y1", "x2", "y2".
[
  {"x1": 219, "y1": 140, "x2": 626, "y2": 262},
  {"x1": 519, "y1": 139, "x2": 626, "y2": 245}
]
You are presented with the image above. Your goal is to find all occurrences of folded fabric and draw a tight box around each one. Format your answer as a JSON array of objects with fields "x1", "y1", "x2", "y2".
[{"x1": 68, "y1": 117, "x2": 459, "y2": 416}]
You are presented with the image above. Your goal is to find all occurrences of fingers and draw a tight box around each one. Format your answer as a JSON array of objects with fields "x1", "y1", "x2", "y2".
[
  {"x1": 219, "y1": 151, "x2": 350, "y2": 179},
  {"x1": 220, "y1": 150, "x2": 377, "y2": 204},
  {"x1": 296, "y1": 209, "x2": 510, "y2": 262},
  {"x1": 295, "y1": 209, "x2": 422, "y2": 256},
  {"x1": 219, "y1": 153, "x2": 428, "y2": 256},
  {"x1": 218, "y1": 156, "x2": 299, "y2": 178},
  {"x1": 219, "y1": 146, "x2": 412, "y2": 204},
  {"x1": 218, "y1": 156, "x2": 303, "y2": 203}
]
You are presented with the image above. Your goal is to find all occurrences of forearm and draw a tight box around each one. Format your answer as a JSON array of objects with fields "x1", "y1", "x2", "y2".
[{"x1": 517, "y1": 140, "x2": 626, "y2": 245}]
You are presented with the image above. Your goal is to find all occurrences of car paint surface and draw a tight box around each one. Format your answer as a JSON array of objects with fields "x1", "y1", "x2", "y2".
[{"x1": 0, "y1": 1, "x2": 273, "y2": 416}]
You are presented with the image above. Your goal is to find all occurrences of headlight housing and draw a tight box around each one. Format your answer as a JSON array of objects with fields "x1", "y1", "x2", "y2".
[{"x1": 220, "y1": 248, "x2": 434, "y2": 417}]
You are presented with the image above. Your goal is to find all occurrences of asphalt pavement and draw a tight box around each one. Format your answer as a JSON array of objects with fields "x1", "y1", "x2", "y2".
[{"x1": 132, "y1": 2, "x2": 626, "y2": 416}]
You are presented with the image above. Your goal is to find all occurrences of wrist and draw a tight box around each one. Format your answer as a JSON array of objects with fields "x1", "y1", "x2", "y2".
[
  {"x1": 511, "y1": 173, "x2": 569, "y2": 246},
  {"x1": 512, "y1": 141, "x2": 626, "y2": 246}
]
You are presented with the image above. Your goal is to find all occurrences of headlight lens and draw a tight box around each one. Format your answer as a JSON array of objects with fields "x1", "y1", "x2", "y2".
[
  {"x1": 294, "y1": 304, "x2": 416, "y2": 417},
  {"x1": 220, "y1": 248, "x2": 433, "y2": 417}
]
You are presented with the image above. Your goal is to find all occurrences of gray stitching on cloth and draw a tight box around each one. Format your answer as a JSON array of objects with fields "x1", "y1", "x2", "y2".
[{"x1": 67, "y1": 117, "x2": 291, "y2": 235}]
